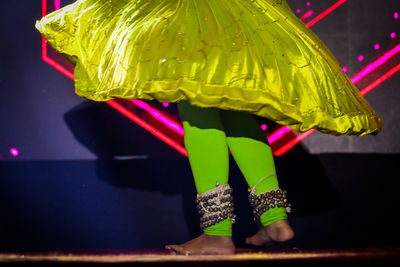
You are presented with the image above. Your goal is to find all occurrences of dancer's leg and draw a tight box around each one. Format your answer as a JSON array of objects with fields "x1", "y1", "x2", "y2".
[
  {"x1": 165, "y1": 100, "x2": 235, "y2": 255},
  {"x1": 176, "y1": 100, "x2": 232, "y2": 236},
  {"x1": 220, "y1": 109, "x2": 294, "y2": 244},
  {"x1": 220, "y1": 109, "x2": 287, "y2": 225}
]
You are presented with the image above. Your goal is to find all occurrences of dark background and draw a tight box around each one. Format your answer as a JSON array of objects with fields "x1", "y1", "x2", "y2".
[{"x1": 0, "y1": 0, "x2": 399, "y2": 252}]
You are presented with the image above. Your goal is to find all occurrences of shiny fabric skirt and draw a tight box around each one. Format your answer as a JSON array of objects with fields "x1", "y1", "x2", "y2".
[{"x1": 35, "y1": 0, "x2": 383, "y2": 136}]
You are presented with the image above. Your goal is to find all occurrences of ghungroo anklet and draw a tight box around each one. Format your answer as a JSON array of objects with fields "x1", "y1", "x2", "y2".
[
  {"x1": 248, "y1": 174, "x2": 292, "y2": 222},
  {"x1": 195, "y1": 181, "x2": 236, "y2": 230}
]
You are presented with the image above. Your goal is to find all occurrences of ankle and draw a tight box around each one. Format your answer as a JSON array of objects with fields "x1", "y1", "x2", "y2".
[{"x1": 260, "y1": 207, "x2": 288, "y2": 227}]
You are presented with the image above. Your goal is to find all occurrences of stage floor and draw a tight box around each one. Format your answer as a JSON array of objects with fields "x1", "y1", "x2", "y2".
[{"x1": 1, "y1": 247, "x2": 399, "y2": 265}]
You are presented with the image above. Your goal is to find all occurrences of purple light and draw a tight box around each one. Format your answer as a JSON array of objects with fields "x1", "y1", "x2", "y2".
[
  {"x1": 10, "y1": 148, "x2": 19, "y2": 157},
  {"x1": 374, "y1": 43, "x2": 380, "y2": 50},
  {"x1": 54, "y1": 0, "x2": 60, "y2": 10},
  {"x1": 301, "y1": 10, "x2": 314, "y2": 20},
  {"x1": 352, "y1": 44, "x2": 400, "y2": 84},
  {"x1": 342, "y1": 66, "x2": 348, "y2": 73},
  {"x1": 162, "y1": 102, "x2": 169, "y2": 107},
  {"x1": 358, "y1": 55, "x2": 364, "y2": 62},
  {"x1": 394, "y1": 12, "x2": 399, "y2": 19},
  {"x1": 296, "y1": 9, "x2": 301, "y2": 13},
  {"x1": 306, "y1": 2, "x2": 310, "y2": 6},
  {"x1": 130, "y1": 99, "x2": 184, "y2": 135},
  {"x1": 268, "y1": 127, "x2": 292, "y2": 144},
  {"x1": 390, "y1": 32, "x2": 396, "y2": 39},
  {"x1": 261, "y1": 124, "x2": 267, "y2": 131}
]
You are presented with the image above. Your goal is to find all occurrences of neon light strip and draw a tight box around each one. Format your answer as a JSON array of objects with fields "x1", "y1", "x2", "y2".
[
  {"x1": 54, "y1": 0, "x2": 60, "y2": 10},
  {"x1": 43, "y1": 1, "x2": 187, "y2": 156},
  {"x1": 305, "y1": 0, "x2": 347, "y2": 28},
  {"x1": 42, "y1": 37, "x2": 75, "y2": 80},
  {"x1": 274, "y1": 63, "x2": 400, "y2": 156},
  {"x1": 269, "y1": 43, "x2": 400, "y2": 146},
  {"x1": 352, "y1": 44, "x2": 400, "y2": 84},
  {"x1": 267, "y1": 126, "x2": 293, "y2": 144},
  {"x1": 106, "y1": 100, "x2": 188, "y2": 157},
  {"x1": 50, "y1": 1, "x2": 186, "y2": 138},
  {"x1": 129, "y1": 100, "x2": 184, "y2": 136},
  {"x1": 41, "y1": 0, "x2": 74, "y2": 79},
  {"x1": 360, "y1": 63, "x2": 400, "y2": 96},
  {"x1": 42, "y1": 0, "x2": 47, "y2": 16},
  {"x1": 274, "y1": 129, "x2": 316, "y2": 156},
  {"x1": 268, "y1": 0, "x2": 349, "y2": 144}
]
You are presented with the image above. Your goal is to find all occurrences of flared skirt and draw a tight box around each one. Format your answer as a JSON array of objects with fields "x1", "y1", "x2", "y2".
[{"x1": 35, "y1": 0, "x2": 383, "y2": 136}]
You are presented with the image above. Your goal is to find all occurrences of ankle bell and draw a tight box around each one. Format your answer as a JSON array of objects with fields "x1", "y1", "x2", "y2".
[
  {"x1": 248, "y1": 174, "x2": 292, "y2": 222},
  {"x1": 195, "y1": 181, "x2": 236, "y2": 230}
]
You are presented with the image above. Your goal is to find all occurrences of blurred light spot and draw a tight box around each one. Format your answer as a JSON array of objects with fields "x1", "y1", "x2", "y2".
[
  {"x1": 342, "y1": 66, "x2": 348, "y2": 73},
  {"x1": 301, "y1": 10, "x2": 313, "y2": 20},
  {"x1": 390, "y1": 32, "x2": 396, "y2": 38},
  {"x1": 374, "y1": 43, "x2": 380, "y2": 50},
  {"x1": 261, "y1": 124, "x2": 267, "y2": 131},
  {"x1": 358, "y1": 55, "x2": 364, "y2": 62},
  {"x1": 10, "y1": 148, "x2": 19, "y2": 157},
  {"x1": 162, "y1": 102, "x2": 169, "y2": 107},
  {"x1": 394, "y1": 12, "x2": 399, "y2": 19}
]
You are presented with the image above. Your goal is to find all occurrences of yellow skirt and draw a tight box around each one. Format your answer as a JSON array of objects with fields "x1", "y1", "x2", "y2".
[{"x1": 35, "y1": 0, "x2": 382, "y2": 136}]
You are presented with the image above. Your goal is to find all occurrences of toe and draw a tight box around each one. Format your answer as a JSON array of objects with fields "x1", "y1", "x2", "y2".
[
  {"x1": 166, "y1": 245, "x2": 185, "y2": 254},
  {"x1": 246, "y1": 233, "x2": 273, "y2": 246},
  {"x1": 245, "y1": 235, "x2": 257, "y2": 246},
  {"x1": 165, "y1": 245, "x2": 178, "y2": 251}
]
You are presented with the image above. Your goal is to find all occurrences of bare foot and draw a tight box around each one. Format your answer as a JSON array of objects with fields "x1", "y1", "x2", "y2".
[
  {"x1": 245, "y1": 219, "x2": 294, "y2": 246},
  {"x1": 165, "y1": 234, "x2": 235, "y2": 255}
]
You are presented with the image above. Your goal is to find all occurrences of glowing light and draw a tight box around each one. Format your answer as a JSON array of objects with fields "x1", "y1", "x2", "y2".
[
  {"x1": 41, "y1": 36, "x2": 74, "y2": 80},
  {"x1": 352, "y1": 44, "x2": 400, "y2": 83},
  {"x1": 106, "y1": 100, "x2": 187, "y2": 157},
  {"x1": 54, "y1": 0, "x2": 60, "y2": 10},
  {"x1": 390, "y1": 32, "x2": 396, "y2": 39},
  {"x1": 394, "y1": 12, "x2": 399, "y2": 19},
  {"x1": 306, "y1": 2, "x2": 311, "y2": 6},
  {"x1": 305, "y1": 0, "x2": 347, "y2": 28},
  {"x1": 374, "y1": 43, "x2": 380, "y2": 50},
  {"x1": 268, "y1": 126, "x2": 293, "y2": 144},
  {"x1": 358, "y1": 55, "x2": 364, "y2": 62},
  {"x1": 342, "y1": 66, "x2": 348, "y2": 73},
  {"x1": 301, "y1": 10, "x2": 314, "y2": 20},
  {"x1": 261, "y1": 124, "x2": 267, "y2": 131},
  {"x1": 274, "y1": 129, "x2": 316, "y2": 156},
  {"x1": 273, "y1": 63, "x2": 400, "y2": 155},
  {"x1": 10, "y1": 148, "x2": 19, "y2": 157},
  {"x1": 130, "y1": 100, "x2": 184, "y2": 136},
  {"x1": 296, "y1": 9, "x2": 301, "y2": 14},
  {"x1": 162, "y1": 102, "x2": 169, "y2": 107},
  {"x1": 360, "y1": 63, "x2": 400, "y2": 96}
]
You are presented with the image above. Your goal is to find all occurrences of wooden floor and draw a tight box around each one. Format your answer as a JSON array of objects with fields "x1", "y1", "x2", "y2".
[{"x1": 0, "y1": 247, "x2": 399, "y2": 265}]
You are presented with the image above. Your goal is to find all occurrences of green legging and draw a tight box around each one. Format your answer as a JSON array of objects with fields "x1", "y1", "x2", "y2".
[{"x1": 177, "y1": 100, "x2": 288, "y2": 236}]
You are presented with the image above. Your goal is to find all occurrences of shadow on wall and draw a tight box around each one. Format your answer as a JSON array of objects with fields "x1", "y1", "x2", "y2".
[{"x1": 63, "y1": 100, "x2": 341, "y2": 248}]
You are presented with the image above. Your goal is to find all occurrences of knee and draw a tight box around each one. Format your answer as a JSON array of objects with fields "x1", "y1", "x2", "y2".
[{"x1": 220, "y1": 109, "x2": 268, "y2": 143}]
